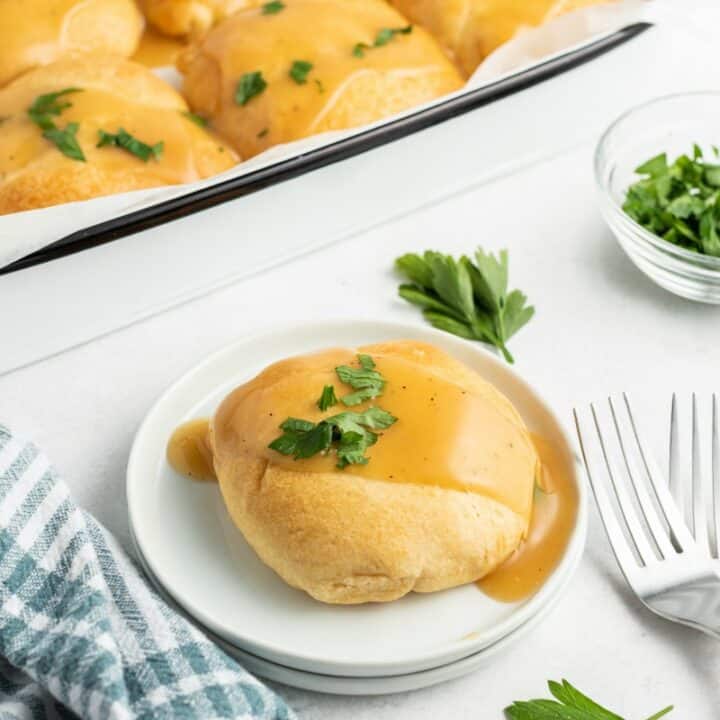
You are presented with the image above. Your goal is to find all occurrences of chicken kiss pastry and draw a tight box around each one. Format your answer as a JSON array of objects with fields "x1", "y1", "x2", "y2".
[
  {"x1": 168, "y1": 341, "x2": 542, "y2": 604},
  {"x1": 0, "y1": 55, "x2": 238, "y2": 214},
  {"x1": 387, "y1": 0, "x2": 614, "y2": 76},
  {"x1": 177, "y1": 0, "x2": 464, "y2": 158},
  {"x1": 0, "y1": 0, "x2": 144, "y2": 87},
  {"x1": 138, "y1": 0, "x2": 259, "y2": 38}
]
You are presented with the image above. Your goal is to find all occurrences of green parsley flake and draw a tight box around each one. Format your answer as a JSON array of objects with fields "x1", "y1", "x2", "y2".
[
  {"x1": 257, "y1": 128, "x2": 269, "y2": 139},
  {"x1": 27, "y1": 88, "x2": 86, "y2": 161},
  {"x1": 261, "y1": 0, "x2": 284, "y2": 13},
  {"x1": 268, "y1": 407, "x2": 397, "y2": 469},
  {"x1": 317, "y1": 385, "x2": 338, "y2": 411},
  {"x1": 353, "y1": 26, "x2": 412, "y2": 57},
  {"x1": 182, "y1": 111, "x2": 208, "y2": 127},
  {"x1": 335, "y1": 355, "x2": 386, "y2": 406},
  {"x1": 97, "y1": 129, "x2": 163, "y2": 162},
  {"x1": 235, "y1": 71, "x2": 267, "y2": 105},
  {"x1": 623, "y1": 144, "x2": 720, "y2": 257},
  {"x1": 43, "y1": 122, "x2": 85, "y2": 162},
  {"x1": 289, "y1": 60, "x2": 313, "y2": 84},
  {"x1": 395, "y1": 247, "x2": 533, "y2": 364}
]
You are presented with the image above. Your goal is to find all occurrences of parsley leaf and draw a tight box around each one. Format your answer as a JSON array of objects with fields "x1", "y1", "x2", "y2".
[
  {"x1": 317, "y1": 385, "x2": 338, "y2": 411},
  {"x1": 505, "y1": 680, "x2": 673, "y2": 720},
  {"x1": 623, "y1": 144, "x2": 720, "y2": 257},
  {"x1": 235, "y1": 71, "x2": 267, "y2": 106},
  {"x1": 27, "y1": 88, "x2": 82, "y2": 130},
  {"x1": 289, "y1": 60, "x2": 313, "y2": 84},
  {"x1": 268, "y1": 407, "x2": 397, "y2": 469},
  {"x1": 335, "y1": 355, "x2": 386, "y2": 406},
  {"x1": 261, "y1": 0, "x2": 284, "y2": 13},
  {"x1": 353, "y1": 25, "x2": 412, "y2": 57},
  {"x1": 42, "y1": 122, "x2": 85, "y2": 162},
  {"x1": 182, "y1": 110, "x2": 208, "y2": 127},
  {"x1": 97, "y1": 128, "x2": 163, "y2": 162},
  {"x1": 27, "y1": 88, "x2": 86, "y2": 161},
  {"x1": 395, "y1": 247, "x2": 533, "y2": 364}
]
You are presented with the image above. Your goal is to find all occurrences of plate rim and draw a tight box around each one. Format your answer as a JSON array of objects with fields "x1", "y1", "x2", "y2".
[
  {"x1": 131, "y1": 520, "x2": 579, "y2": 696},
  {"x1": 127, "y1": 319, "x2": 588, "y2": 675}
]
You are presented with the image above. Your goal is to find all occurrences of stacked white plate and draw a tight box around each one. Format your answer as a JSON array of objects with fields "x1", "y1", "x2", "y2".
[{"x1": 127, "y1": 321, "x2": 588, "y2": 695}]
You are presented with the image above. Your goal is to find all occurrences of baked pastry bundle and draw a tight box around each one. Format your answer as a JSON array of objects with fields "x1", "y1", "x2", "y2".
[
  {"x1": 388, "y1": 0, "x2": 613, "y2": 76},
  {"x1": 178, "y1": 0, "x2": 464, "y2": 158},
  {"x1": 0, "y1": 0, "x2": 144, "y2": 87},
  {"x1": 0, "y1": 56, "x2": 237, "y2": 214},
  {"x1": 208, "y1": 341, "x2": 539, "y2": 604}
]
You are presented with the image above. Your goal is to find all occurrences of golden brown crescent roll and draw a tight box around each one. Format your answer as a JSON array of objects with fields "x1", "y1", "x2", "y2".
[
  {"x1": 209, "y1": 341, "x2": 539, "y2": 604},
  {"x1": 0, "y1": 55, "x2": 238, "y2": 215},
  {"x1": 177, "y1": 0, "x2": 464, "y2": 158},
  {"x1": 0, "y1": 0, "x2": 144, "y2": 87},
  {"x1": 139, "y1": 0, "x2": 258, "y2": 38},
  {"x1": 388, "y1": 0, "x2": 613, "y2": 76}
]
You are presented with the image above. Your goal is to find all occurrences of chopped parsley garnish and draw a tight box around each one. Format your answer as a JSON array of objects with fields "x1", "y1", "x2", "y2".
[
  {"x1": 42, "y1": 122, "x2": 84, "y2": 162},
  {"x1": 353, "y1": 26, "x2": 412, "y2": 57},
  {"x1": 314, "y1": 79, "x2": 325, "y2": 93},
  {"x1": 182, "y1": 110, "x2": 208, "y2": 127},
  {"x1": 261, "y1": 0, "x2": 284, "y2": 13},
  {"x1": 623, "y1": 144, "x2": 720, "y2": 256},
  {"x1": 335, "y1": 354, "x2": 386, "y2": 406},
  {"x1": 27, "y1": 88, "x2": 86, "y2": 161},
  {"x1": 317, "y1": 385, "x2": 338, "y2": 411},
  {"x1": 289, "y1": 60, "x2": 313, "y2": 84},
  {"x1": 257, "y1": 128, "x2": 269, "y2": 139},
  {"x1": 268, "y1": 407, "x2": 397, "y2": 469},
  {"x1": 97, "y1": 129, "x2": 163, "y2": 162},
  {"x1": 235, "y1": 71, "x2": 267, "y2": 106},
  {"x1": 27, "y1": 88, "x2": 81, "y2": 130},
  {"x1": 506, "y1": 679, "x2": 673, "y2": 720},
  {"x1": 395, "y1": 247, "x2": 534, "y2": 364}
]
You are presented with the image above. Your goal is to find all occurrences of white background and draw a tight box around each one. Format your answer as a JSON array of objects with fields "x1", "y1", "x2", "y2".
[{"x1": 2, "y1": 2, "x2": 719, "y2": 717}]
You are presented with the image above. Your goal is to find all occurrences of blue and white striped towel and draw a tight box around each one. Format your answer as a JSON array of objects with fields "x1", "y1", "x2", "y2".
[{"x1": 0, "y1": 425, "x2": 296, "y2": 720}]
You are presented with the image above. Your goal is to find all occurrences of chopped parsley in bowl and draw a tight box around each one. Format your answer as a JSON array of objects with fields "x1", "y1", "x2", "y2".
[{"x1": 595, "y1": 92, "x2": 720, "y2": 303}]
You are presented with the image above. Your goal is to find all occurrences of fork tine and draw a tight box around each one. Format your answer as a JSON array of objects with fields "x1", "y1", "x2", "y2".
[
  {"x1": 609, "y1": 396, "x2": 676, "y2": 560},
  {"x1": 623, "y1": 394, "x2": 696, "y2": 552},
  {"x1": 669, "y1": 393, "x2": 684, "y2": 518},
  {"x1": 712, "y1": 394, "x2": 720, "y2": 558},
  {"x1": 574, "y1": 408, "x2": 641, "y2": 576},
  {"x1": 691, "y1": 393, "x2": 711, "y2": 553},
  {"x1": 593, "y1": 401, "x2": 660, "y2": 565}
]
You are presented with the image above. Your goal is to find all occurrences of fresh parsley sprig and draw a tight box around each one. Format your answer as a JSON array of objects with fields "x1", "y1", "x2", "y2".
[
  {"x1": 395, "y1": 247, "x2": 534, "y2": 364},
  {"x1": 268, "y1": 407, "x2": 397, "y2": 469},
  {"x1": 27, "y1": 88, "x2": 86, "y2": 162},
  {"x1": 353, "y1": 25, "x2": 413, "y2": 57},
  {"x1": 97, "y1": 129, "x2": 163, "y2": 162},
  {"x1": 623, "y1": 144, "x2": 720, "y2": 256},
  {"x1": 505, "y1": 679, "x2": 673, "y2": 720}
]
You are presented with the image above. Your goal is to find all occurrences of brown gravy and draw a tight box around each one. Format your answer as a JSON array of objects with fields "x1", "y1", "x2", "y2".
[{"x1": 478, "y1": 434, "x2": 578, "y2": 602}]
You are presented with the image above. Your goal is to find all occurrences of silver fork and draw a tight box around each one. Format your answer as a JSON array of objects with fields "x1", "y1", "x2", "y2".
[{"x1": 574, "y1": 394, "x2": 720, "y2": 638}]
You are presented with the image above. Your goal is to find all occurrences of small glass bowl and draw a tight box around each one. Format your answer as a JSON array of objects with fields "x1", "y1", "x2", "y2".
[{"x1": 595, "y1": 92, "x2": 720, "y2": 304}]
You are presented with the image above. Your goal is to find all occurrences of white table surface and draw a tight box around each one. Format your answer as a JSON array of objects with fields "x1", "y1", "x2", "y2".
[{"x1": 3, "y1": 7, "x2": 720, "y2": 718}]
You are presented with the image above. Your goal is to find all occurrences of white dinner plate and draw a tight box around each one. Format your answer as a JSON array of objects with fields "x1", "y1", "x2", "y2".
[
  {"x1": 127, "y1": 320, "x2": 587, "y2": 677},
  {"x1": 131, "y1": 524, "x2": 573, "y2": 695}
]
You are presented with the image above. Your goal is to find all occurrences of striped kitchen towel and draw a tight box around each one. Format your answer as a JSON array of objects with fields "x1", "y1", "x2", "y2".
[{"x1": 0, "y1": 425, "x2": 295, "y2": 720}]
